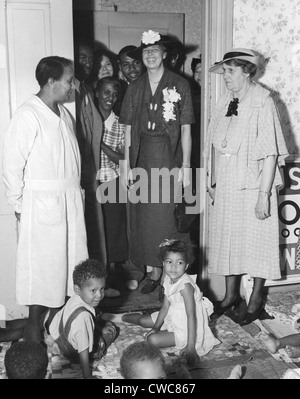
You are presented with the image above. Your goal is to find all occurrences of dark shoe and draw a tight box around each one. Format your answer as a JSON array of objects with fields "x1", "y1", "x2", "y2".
[
  {"x1": 141, "y1": 278, "x2": 161, "y2": 294},
  {"x1": 239, "y1": 302, "x2": 264, "y2": 326},
  {"x1": 210, "y1": 296, "x2": 243, "y2": 320},
  {"x1": 258, "y1": 308, "x2": 275, "y2": 321}
]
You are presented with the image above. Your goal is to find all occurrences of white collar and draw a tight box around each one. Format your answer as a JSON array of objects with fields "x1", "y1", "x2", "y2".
[{"x1": 104, "y1": 111, "x2": 116, "y2": 130}]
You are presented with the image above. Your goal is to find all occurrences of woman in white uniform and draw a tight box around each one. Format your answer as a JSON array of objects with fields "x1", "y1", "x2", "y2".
[{"x1": 2, "y1": 56, "x2": 88, "y2": 342}]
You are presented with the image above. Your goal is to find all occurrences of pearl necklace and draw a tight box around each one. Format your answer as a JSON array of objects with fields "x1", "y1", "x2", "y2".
[
  {"x1": 148, "y1": 72, "x2": 163, "y2": 85},
  {"x1": 149, "y1": 77, "x2": 160, "y2": 84}
]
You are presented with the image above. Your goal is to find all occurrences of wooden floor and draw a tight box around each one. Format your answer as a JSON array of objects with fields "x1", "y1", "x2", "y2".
[{"x1": 101, "y1": 270, "x2": 162, "y2": 314}]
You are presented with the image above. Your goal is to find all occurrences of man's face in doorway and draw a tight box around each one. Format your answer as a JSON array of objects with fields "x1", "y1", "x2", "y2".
[
  {"x1": 75, "y1": 45, "x2": 94, "y2": 81},
  {"x1": 119, "y1": 52, "x2": 143, "y2": 83}
]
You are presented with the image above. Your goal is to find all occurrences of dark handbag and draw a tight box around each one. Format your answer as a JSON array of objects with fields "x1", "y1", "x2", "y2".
[{"x1": 174, "y1": 190, "x2": 198, "y2": 233}]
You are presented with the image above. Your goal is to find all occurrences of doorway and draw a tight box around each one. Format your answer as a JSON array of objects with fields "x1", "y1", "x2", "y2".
[
  {"x1": 73, "y1": 7, "x2": 185, "y2": 67},
  {"x1": 72, "y1": 0, "x2": 218, "y2": 298},
  {"x1": 72, "y1": 0, "x2": 204, "y2": 293}
]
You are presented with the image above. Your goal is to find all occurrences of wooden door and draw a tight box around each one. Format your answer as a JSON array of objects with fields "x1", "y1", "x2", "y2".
[{"x1": 5, "y1": 0, "x2": 75, "y2": 117}]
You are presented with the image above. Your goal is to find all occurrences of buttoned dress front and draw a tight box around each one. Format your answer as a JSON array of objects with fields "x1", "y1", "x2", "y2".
[
  {"x1": 2, "y1": 95, "x2": 88, "y2": 307},
  {"x1": 203, "y1": 83, "x2": 288, "y2": 280},
  {"x1": 119, "y1": 69, "x2": 195, "y2": 267}
]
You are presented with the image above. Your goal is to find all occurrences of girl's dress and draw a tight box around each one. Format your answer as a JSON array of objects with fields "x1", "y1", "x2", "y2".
[
  {"x1": 119, "y1": 68, "x2": 195, "y2": 268},
  {"x1": 151, "y1": 273, "x2": 219, "y2": 356}
]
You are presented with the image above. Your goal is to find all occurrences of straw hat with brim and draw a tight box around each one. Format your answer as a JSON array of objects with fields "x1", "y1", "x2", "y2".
[
  {"x1": 209, "y1": 48, "x2": 260, "y2": 74},
  {"x1": 128, "y1": 30, "x2": 175, "y2": 61}
]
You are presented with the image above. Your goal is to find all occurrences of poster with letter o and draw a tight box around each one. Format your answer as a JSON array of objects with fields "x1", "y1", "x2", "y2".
[{"x1": 278, "y1": 161, "x2": 300, "y2": 281}]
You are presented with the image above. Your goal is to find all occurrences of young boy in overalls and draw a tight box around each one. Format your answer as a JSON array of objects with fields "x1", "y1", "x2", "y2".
[{"x1": 48, "y1": 258, "x2": 117, "y2": 379}]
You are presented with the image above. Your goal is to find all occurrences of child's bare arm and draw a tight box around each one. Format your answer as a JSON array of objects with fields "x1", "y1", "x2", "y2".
[
  {"x1": 79, "y1": 348, "x2": 95, "y2": 379},
  {"x1": 153, "y1": 295, "x2": 170, "y2": 330},
  {"x1": 146, "y1": 296, "x2": 170, "y2": 338},
  {"x1": 180, "y1": 283, "x2": 200, "y2": 365}
]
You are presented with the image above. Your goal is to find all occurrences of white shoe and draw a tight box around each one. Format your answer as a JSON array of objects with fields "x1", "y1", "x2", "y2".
[
  {"x1": 126, "y1": 280, "x2": 139, "y2": 291},
  {"x1": 104, "y1": 288, "x2": 121, "y2": 298}
]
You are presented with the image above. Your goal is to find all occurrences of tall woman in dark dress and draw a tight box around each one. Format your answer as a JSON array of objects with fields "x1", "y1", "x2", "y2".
[{"x1": 119, "y1": 30, "x2": 194, "y2": 293}]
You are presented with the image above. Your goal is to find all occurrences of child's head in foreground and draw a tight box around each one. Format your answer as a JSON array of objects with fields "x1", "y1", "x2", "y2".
[
  {"x1": 120, "y1": 341, "x2": 167, "y2": 379},
  {"x1": 159, "y1": 239, "x2": 195, "y2": 282},
  {"x1": 5, "y1": 340, "x2": 48, "y2": 379},
  {"x1": 73, "y1": 258, "x2": 107, "y2": 308}
]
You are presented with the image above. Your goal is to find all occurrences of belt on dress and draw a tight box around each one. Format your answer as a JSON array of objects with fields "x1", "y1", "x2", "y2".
[{"x1": 24, "y1": 177, "x2": 80, "y2": 191}]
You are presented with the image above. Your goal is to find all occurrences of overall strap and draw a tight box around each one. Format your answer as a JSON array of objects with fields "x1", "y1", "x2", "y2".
[
  {"x1": 61, "y1": 306, "x2": 94, "y2": 338},
  {"x1": 55, "y1": 306, "x2": 94, "y2": 361}
]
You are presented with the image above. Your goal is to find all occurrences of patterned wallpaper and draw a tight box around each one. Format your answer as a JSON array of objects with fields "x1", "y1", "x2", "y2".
[
  {"x1": 112, "y1": 0, "x2": 202, "y2": 77},
  {"x1": 233, "y1": 0, "x2": 300, "y2": 156}
]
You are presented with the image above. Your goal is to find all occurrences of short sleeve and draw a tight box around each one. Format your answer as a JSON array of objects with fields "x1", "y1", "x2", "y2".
[
  {"x1": 166, "y1": 274, "x2": 196, "y2": 296},
  {"x1": 253, "y1": 96, "x2": 288, "y2": 166},
  {"x1": 178, "y1": 79, "x2": 195, "y2": 125}
]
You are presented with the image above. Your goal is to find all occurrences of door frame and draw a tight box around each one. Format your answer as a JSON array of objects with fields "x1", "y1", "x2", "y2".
[{"x1": 200, "y1": 0, "x2": 233, "y2": 293}]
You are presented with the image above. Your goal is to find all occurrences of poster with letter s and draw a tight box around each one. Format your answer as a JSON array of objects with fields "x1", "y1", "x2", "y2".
[{"x1": 278, "y1": 161, "x2": 300, "y2": 281}]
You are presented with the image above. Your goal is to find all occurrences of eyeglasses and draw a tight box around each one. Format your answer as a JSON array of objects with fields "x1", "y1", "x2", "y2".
[{"x1": 78, "y1": 55, "x2": 94, "y2": 64}]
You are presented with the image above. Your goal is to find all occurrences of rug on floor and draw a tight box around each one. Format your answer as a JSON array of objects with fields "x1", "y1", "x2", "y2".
[
  {"x1": 183, "y1": 349, "x2": 297, "y2": 379},
  {"x1": 1, "y1": 290, "x2": 300, "y2": 379},
  {"x1": 43, "y1": 312, "x2": 284, "y2": 379},
  {"x1": 100, "y1": 277, "x2": 162, "y2": 314}
]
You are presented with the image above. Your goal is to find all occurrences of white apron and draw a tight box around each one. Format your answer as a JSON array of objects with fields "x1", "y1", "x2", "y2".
[{"x1": 3, "y1": 95, "x2": 88, "y2": 307}]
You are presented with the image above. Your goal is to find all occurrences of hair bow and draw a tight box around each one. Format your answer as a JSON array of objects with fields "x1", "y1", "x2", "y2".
[{"x1": 159, "y1": 239, "x2": 176, "y2": 248}]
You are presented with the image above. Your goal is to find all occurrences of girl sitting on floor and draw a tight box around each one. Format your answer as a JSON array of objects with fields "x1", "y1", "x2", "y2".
[{"x1": 118, "y1": 239, "x2": 220, "y2": 365}]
